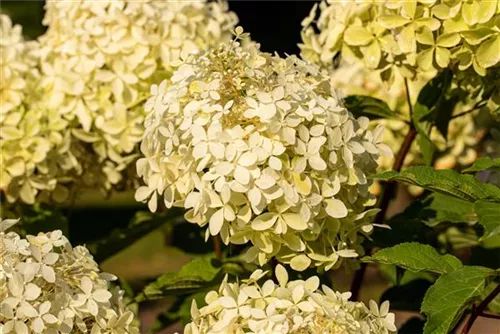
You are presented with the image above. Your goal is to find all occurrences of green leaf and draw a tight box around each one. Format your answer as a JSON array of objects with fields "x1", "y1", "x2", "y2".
[
  {"x1": 417, "y1": 69, "x2": 453, "y2": 110},
  {"x1": 412, "y1": 69, "x2": 453, "y2": 164},
  {"x1": 136, "y1": 257, "x2": 245, "y2": 302},
  {"x1": 381, "y1": 279, "x2": 433, "y2": 311},
  {"x1": 363, "y1": 242, "x2": 462, "y2": 275},
  {"x1": 434, "y1": 96, "x2": 459, "y2": 139},
  {"x1": 415, "y1": 193, "x2": 476, "y2": 227},
  {"x1": 374, "y1": 166, "x2": 500, "y2": 203},
  {"x1": 87, "y1": 211, "x2": 181, "y2": 263},
  {"x1": 343, "y1": 95, "x2": 395, "y2": 120},
  {"x1": 463, "y1": 157, "x2": 500, "y2": 173},
  {"x1": 482, "y1": 282, "x2": 500, "y2": 314},
  {"x1": 412, "y1": 103, "x2": 436, "y2": 166},
  {"x1": 475, "y1": 200, "x2": 500, "y2": 241},
  {"x1": 19, "y1": 204, "x2": 68, "y2": 236},
  {"x1": 422, "y1": 266, "x2": 495, "y2": 334},
  {"x1": 371, "y1": 215, "x2": 436, "y2": 248}
]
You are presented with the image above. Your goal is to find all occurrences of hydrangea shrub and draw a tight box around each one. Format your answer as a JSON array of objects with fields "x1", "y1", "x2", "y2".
[{"x1": 1, "y1": 3, "x2": 499, "y2": 334}]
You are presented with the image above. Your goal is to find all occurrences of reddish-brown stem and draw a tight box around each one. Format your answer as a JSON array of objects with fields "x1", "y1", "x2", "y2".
[
  {"x1": 350, "y1": 126, "x2": 418, "y2": 301},
  {"x1": 374, "y1": 127, "x2": 417, "y2": 224},
  {"x1": 350, "y1": 263, "x2": 367, "y2": 301},
  {"x1": 461, "y1": 284, "x2": 500, "y2": 334},
  {"x1": 479, "y1": 312, "x2": 500, "y2": 320},
  {"x1": 213, "y1": 235, "x2": 222, "y2": 259},
  {"x1": 351, "y1": 79, "x2": 418, "y2": 301}
]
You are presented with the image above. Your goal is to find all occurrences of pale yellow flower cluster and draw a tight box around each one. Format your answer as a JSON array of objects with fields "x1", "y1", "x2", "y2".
[
  {"x1": 0, "y1": 0, "x2": 238, "y2": 205},
  {"x1": 0, "y1": 218, "x2": 139, "y2": 334},
  {"x1": 136, "y1": 35, "x2": 391, "y2": 271},
  {"x1": 0, "y1": 15, "x2": 75, "y2": 204},
  {"x1": 183, "y1": 265, "x2": 396, "y2": 334},
  {"x1": 300, "y1": 0, "x2": 500, "y2": 81}
]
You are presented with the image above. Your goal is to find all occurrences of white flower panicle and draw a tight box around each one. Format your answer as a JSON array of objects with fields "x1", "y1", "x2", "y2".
[
  {"x1": 183, "y1": 265, "x2": 396, "y2": 334},
  {"x1": 1, "y1": 0, "x2": 238, "y2": 205},
  {"x1": 136, "y1": 33, "x2": 391, "y2": 271},
  {"x1": 0, "y1": 218, "x2": 139, "y2": 334},
  {"x1": 0, "y1": 14, "x2": 73, "y2": 205}
]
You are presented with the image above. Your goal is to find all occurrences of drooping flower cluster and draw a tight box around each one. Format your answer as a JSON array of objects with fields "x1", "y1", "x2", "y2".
[
  {"x1": 183, "y1": 265, "x2": 396, "y2": 334},
  {"x1": 331, "y1": 62, "x2": 482, "y2": 195},
  {"x1": 0, "y1": 218, "x2": 139, "y2": 334},
  {"x1": 0, "y1": 0, "x2": 238, "y2": 205},
  {"x1": 300, "y1": 0, "x2": 500, "y2": 79},
  {"x1": 136, "y1": 34, "x2": 391, "y2": 271}
]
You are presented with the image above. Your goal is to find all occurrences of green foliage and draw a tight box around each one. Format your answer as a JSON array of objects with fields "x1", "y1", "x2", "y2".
[
  {"x1": 343, "y1": 95, "x2": 395, "y2": 120},
  {"x1": 482, "y1": 282, "x2": 500, "y2": 314},
  {"x1": 412, "y1": 103, "x2": 436, "y2": 166},
  {"x1": 412, "y1": 69, "x2": 454, "y2": 165},
  {"x1": 19, "y1": 204, "x2": 69, "y2": 236},
  {"x1": 463, "y1": 157, "x2": 500, "y2": 173},
  {"x1": 421, "y1": 266, "x2": 496, "y2": 334},
  {"x1": 475, "y1": 200, "x2": 500, "y2": 241},
  {"x1": 86, "y1": 211, "x2": 182, "y2": 263},
  {"x1": 382, "y1": 193, "x2": 476, "y2": 229},
  {"x1": 136, "y1": 256, "x2": 245, "y2": 302},
  {"x1": 375, "y1": 166, "x2": 500, "y2": 203},
  {"x1": 363, "y1": 242, "x2": 462, "y2": 275}
]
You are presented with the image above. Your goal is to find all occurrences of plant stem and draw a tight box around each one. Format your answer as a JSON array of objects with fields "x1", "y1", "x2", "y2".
[
  {"x1": 350, "y1": 80, "x2": 418, "y2": 301},
  {"x1": 450, "y1": 100, "x2": 487, "y2": 120},
  {"x1": 461, "y1": 284, "x2": 500, "y2": 334},
  {"x1": 350, "y1": 263, "x2": 367, "y2": 301},
  {"x1": 213, "y1": 235, "x2": 222, "y2": 259},
  {"x1": 479, "y1": 312, "x2": 500, "y2": 320}
]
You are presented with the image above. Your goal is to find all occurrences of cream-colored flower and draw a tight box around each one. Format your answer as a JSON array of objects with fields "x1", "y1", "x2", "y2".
[
  {"x1": 136, "y1": 32, "x2": 390, "y2": 271},
  {"x1": 300, "y1": 0, "x2": 500, "y2": 79},
  {"x1": 1, "y1": 0, "x2": 238, "y2": 205},
  {"x1": 0, "y1": 218, "x2": 139, "y2": 334},
  {"x1": 183, "y1": 265, "x2": 396, "y2": 334}
]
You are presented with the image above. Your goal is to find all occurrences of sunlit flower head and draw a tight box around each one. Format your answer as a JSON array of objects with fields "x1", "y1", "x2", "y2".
[
  {"x1": 183, "y1": 265, "x2": 396, "y2": 334},
  {"x1": 0, "y1": 0, "x2": 238, "y2": 205},
  {"x1": 0, "y1": 218, "x2": 139, "y2": 334},
  {"x1": 300, "y1": 0, "x2": 500, "y2": 81},
  {"x1": 136, "y1": 31, "x2": 391, "y2": 271}
]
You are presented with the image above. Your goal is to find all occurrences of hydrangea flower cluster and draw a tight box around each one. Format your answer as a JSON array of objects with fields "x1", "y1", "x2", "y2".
[
  {"x1": 182, "y1": 265, "x2": 396, "y2": 334},
  {"x1": 0, "y1": 218, "x2": 139, "y2": 334},
  {"x1": 136, "y1": 33, "x2": 391, "y2": 271},
  {"x1": 331, "y1": 62, "x2": 481, "y2": 195},
  {"x1": 300, "y1": 0, "x2": 500, "y2": 80},
  {"x1": 0, "y1": 0, "x2": 238, "y2": 205},
  {"x1": 0, "y1": 15, "x2": 74, "y2": 205}
]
